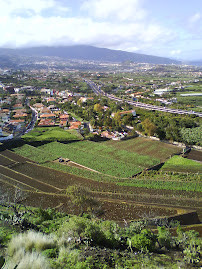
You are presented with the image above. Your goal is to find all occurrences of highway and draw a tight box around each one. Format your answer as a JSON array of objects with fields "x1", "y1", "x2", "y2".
[{"x1": 84, "y1": 79, "x2": 202, "y2": 118}]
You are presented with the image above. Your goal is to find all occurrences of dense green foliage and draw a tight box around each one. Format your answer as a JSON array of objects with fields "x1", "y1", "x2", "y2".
[
  {"x1": 1, "y1": 206, "x2": 201, "y2": 269},
  {"x1": 181, "y1": 126, "x2": 202, "y2": 146}
]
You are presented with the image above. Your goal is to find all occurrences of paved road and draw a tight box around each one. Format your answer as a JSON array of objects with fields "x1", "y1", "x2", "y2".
[{"x1": 84, "y1": 79, "x2": 202, "y2": 117}]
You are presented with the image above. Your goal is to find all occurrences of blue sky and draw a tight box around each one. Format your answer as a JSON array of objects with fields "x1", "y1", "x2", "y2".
[{"x1": 0, "y1": 0, "x2": 201, "y2": 60}]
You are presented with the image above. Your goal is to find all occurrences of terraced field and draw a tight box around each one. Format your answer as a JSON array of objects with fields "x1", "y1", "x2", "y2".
[
  {"x1": 12, "y1": 144, "x2": 58, "y2": 163},
  {"x1": 102, "y1": 137, "x2": 182, "y2": 161},
  {"x1": 186, "y1": 149, "x2": 202, "y2": 162},
  {"x1": 0, "y1": 149, "x2": 201, "y2": 223},
  {"x1": 0, "y1": 149, "x2": 34, "y2": 163},
  {"x1": 0, "y1": 154, "x2": 16, "y2": 167},
  {"x1": 1, "y1": 138, "x2": 201, "y2": 226},
  {"x1": 161, "y1": 155, "x2": 202, "y2": 173},
  {"x1": 0, "y1": 165, "x2": 60, "y2": 193}
]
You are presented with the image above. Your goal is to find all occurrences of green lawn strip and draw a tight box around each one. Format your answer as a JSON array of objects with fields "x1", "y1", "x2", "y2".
[
  {"x1": 161, "y1": 155, "x2": 202, "y2": 173},
  {"x1": 117, "y1": 179, "x2": 202, "y2": 192},
  {"x1": 136, "y1": 171, "x2": 202, "y2": 182},
  {"x1": 164, "y1": 155, "x2": 202, "y2": 167},
  {"x1": 42, "y1": 162, "x2": 124, "y2": 183},
  {"x1": 66, "y1": 140, "x2": 160, "y2": 168},
  {"x1": 38, "y1": 142, "x2": 142, "y2": 177},
  {"x1": 68, "y1": 111, "x2": 83, "y2": 122},
  {"x1": 13, "y1": 144, "x2": 59, "y2": 163},
  {"x1": 22, "y1": 127, "x2": 82, "y2": 142}
]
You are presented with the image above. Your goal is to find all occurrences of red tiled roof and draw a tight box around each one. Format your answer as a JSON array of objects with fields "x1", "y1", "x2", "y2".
[
  {"x1": 13, "y1": 113, "x2": 27, "y2": 118},
  {"x1": 38, "y1": 119, "x2": 55, "y2": 126},
  {"x1": 69, "y1": 121, "x2": 81, "y2": 129},
  {"x1": 10, "y1": 119, "x2": 24, "y2": 123},
  {"x1": 59, "y1": 114, "x2": 69, "y2": 119},
  {"x1": 13, "y1": 103, "x2": 23, "y2": 108},
  {"x1": 59, "y1": 120, "x2": 67, "y2": 126},
  {"x1": 33, "y1": 103, "x2": 44, "y2": 108},
  {"x1": 40, "y1": 113, "x2": 56, "y2": 118}
]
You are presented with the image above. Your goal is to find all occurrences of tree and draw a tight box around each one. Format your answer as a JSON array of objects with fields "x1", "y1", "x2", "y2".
[
  {"x1": 114, "y1": 112, "x2": 122, "y2": 127},
  {"x1": 66, "y1": 186, "x2": 101, "y2": 215},
  {"x1": 142, "y1": 118, "x2": 157, "y2": 136},
  {"x1": 94, "y1": 103, "x2": 103, "y2": 113}
]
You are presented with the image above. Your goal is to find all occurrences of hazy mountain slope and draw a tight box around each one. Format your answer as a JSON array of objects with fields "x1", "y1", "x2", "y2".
[{"x1": 0, "y1": 45, "x2": 180, "y2": 64}]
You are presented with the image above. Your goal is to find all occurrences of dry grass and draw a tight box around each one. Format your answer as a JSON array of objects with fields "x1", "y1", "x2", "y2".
[
  {"x1": 8, "y1": 230, "x2": 56, "y2": 256},
  {"x1": 6, "y1": 251, "x2": 49, "y2": 269}
]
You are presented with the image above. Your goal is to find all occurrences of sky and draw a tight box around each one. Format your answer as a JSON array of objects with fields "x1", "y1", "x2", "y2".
[{"x1": 0, "y1": 0, "x2": 201, "y2": 60}]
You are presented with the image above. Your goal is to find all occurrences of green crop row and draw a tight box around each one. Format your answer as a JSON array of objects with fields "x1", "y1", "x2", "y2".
[
  {"x1": 13, "y1": 144, "x2": 59, "y2": 163},
  {"x1": 42, "y1": 162, "x2": 123, "y2": 183},
  {"x1": 117, "y1": 179, "x2": 202, "y2": 192},
  {"x1": 39, "y1": 142, "x2": 142, "y2": 178},
  {"x1": 65, "y1": 140, "x2": 160, "y2": 168}
]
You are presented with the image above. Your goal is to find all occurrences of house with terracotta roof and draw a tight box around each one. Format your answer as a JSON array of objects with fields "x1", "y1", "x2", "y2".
[
  {"x1": 69, "y1": 121, "x2": 81, "y2": 130},
  {"x1": 59, "y1": 114, "x2": 69, "y2": 120},
  {"x1": 38, "y1": 118, "x2": 55, "y2": 126},
  {"x1": 10, "y1": 119, "x2": 24, "y2": 124},
  {"x1": 59, "y1": 120, "x2": 68, "y2": 127},
  {"x1": 13, "y1": 113, "x2": 27, "y2": 118},
  {"x1": 46, "y1": 97, "x2": 56, "y2": 103},
  {"x1": 40, "y1": 113, "x2": 56, "y2": 119},
  {"x1": 13, "y1": 103, "x2": 23, "y2": 109},
  {"x1": 33, "y1": 103, "x2": 44, "y2": 109},
  {"x1": 101, "y1": 131, "x2": 114, "y2": 139}
]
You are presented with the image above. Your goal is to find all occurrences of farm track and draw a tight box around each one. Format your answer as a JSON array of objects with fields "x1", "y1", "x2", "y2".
[{"x1": 0, "y1": 165, "x2": 62, "y2": 193}]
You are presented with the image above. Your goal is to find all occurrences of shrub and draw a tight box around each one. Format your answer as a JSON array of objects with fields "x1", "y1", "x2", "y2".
[
  {"x1": 126, "y1": 220, "x2": 146, "y2": 236},
  {"x1": 130, "y1": 229, "x2": 156, "y2": 252},
  {"x1": 183, "y1": 243, "x2": 201, "y2": 264},
  {"x1": 157, "y1": 226, "x2": 172, "y2": 249},
  {"x1": 57, "y1": 216, "x2": 105, "y2": 246},
  {"x1": 99, "y1": 220, "x2": 122, "y2": 248}
]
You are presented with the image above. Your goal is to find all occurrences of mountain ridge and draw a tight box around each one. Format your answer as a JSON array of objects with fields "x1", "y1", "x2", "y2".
[{"x1": 0, "y1": 45, "x2": 180, "y2": 65}]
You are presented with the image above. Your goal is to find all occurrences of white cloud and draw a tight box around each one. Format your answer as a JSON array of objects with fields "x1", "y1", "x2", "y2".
[
  {"x1": 189, "y1": 12, "x2": 201, "y2": 24},
  {"x1": 170, "y1": 49, "x2": 182, "y2": 56},
  {"x1": 0, "y1": 0, "x2": 57, "y2": 16},
  {"x1": 81, "y1": 0, "x2": 146, "y2": 21},
  {"x1": 0, "y1": 0, "x2": 180, "y2": 58},
  {"x1": 0, "y1": 14, "x2": 175, "y2": 52}
]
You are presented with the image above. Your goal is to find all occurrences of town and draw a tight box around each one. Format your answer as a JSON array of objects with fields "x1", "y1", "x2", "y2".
[{"x1": 0, "y1": 62, "x2": 202, "y2": 269}]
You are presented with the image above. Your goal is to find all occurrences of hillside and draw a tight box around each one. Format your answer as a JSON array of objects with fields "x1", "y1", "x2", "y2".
[{"x1": 0, "y1": 45, "x2": 180, "y2": 64}]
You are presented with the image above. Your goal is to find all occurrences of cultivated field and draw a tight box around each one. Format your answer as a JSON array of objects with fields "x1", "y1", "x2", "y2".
[
  {"x1": 0, "y1": 149, "x2": 201, "y2": 224},
  {"x1": 0, "y1": 137, "x2": 201, "y2": 226},
  {"x1": 22, "y1": 127, "x2": 83, "y2": 142},
  {"x1": 186, "y1": 149, "x2": 202, "y2": 162},
  {"x1": 102, "y1": 137, "x2": 182, "y2": 162},
  {"x1": 161, "y1": 155, "x2": 202, "y2": 174}
]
